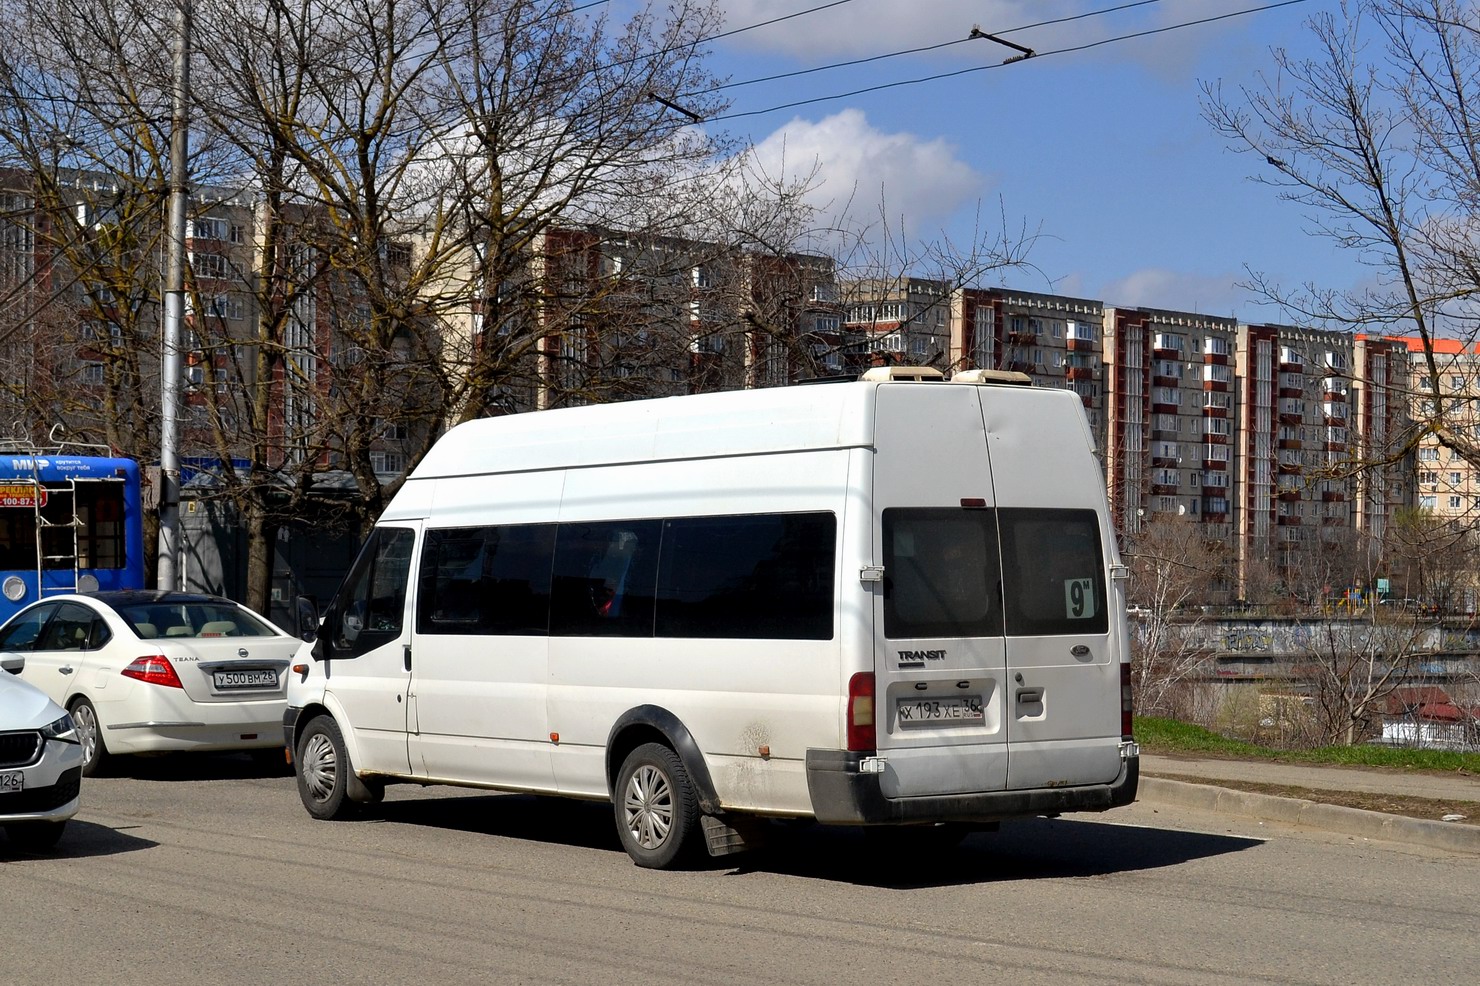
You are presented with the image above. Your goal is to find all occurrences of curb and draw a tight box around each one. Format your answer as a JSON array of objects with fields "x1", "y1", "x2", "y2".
[{"x1": 1138, "y1": 777, "x2": 1480, "y2": 854}]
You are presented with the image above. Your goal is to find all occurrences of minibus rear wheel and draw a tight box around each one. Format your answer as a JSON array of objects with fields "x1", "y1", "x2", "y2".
[{"x1": 614, "y1": 743, "x2": 702, "y2": 869}]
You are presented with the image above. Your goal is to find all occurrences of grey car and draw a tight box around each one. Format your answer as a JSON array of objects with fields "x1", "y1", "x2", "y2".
[{"x1": 0, "y1": 654, "x2": 83, "y2": 850}]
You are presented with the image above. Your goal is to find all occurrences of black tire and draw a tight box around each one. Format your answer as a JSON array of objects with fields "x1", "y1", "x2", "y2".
[
  {"x1": 613, "y1": 743, "x2": 702, "y2": 869},
  {"x1": 6, "y1": 821, "x2": 66, "y2": 852},
  {"x1": 69, "y1": 697, "x2": 110, "y2": 778},
  {"x1": 294, "y1": 715, "x2": 360, "y2": 820}
]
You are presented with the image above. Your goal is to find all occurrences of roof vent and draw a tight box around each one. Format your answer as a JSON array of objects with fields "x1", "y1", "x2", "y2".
[
  {"x1": 859, "y1": 366, "x2": 944, "y2": 382},
  {"x1": 949, "y1": 369, "x2": 1033, "y2": 387}
]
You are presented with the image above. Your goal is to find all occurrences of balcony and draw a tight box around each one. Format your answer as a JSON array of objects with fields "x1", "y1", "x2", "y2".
[
  {"x1": 1152, "y1": 333, "x2": 1185, "y2": 357},
  {"x1": 1006, "y1": 319, "x2": 1038, "y2": 343}
]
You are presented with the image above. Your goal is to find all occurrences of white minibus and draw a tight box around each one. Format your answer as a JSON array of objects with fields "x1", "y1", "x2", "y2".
[{"x1": 283, "y1": 367, "x2": 1139, "y2": 868}]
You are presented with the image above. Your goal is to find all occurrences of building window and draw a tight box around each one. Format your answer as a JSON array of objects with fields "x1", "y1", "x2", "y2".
[
  {"x1": 190, "y1": 252, "x2": 229, "y2": 279},
  {"x1": 191, "y1": 217, "x2": 228, "y2": 240},
  {"x1": 1450, "y1": 496, "x2": 1463, "y2": 509},
  {"x1": 369, "y1": 450, "x2": 406, "y2": 476}
]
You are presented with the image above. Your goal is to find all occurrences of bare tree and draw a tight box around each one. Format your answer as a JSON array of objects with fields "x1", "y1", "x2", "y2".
[
  {"x1": 1123, "y1": 516, "x2": 1233, "y2": 717},
  {"x1": 1385, "y1": 506, "x2": 1479, "y2": 612},
  {"x1": 1298, "y1": 606, "x2": 1436, "y2": 744},
  {"x1": 1202, "y1": 0, "x2": 1480, "y2": 471}
]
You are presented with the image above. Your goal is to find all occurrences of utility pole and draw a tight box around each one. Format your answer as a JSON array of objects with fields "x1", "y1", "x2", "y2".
[{"x1": 158, "y1": 0, "x2": 190, "y2": 591}]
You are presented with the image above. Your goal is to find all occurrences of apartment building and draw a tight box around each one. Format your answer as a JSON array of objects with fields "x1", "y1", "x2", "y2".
[
  {"x1": 477, "y1": 227, "x2": 843, "y2": 411},
  {"x1": 842, "y1": 277, "x2": 954, "y2": 371},
  {"x1": 1103, "y1": 307, "x2": 1239, "y2": 543},
  {"x1": 1395, "y1": 336, "x2": 1480, "y2": 520},
  {"x1": 1235, "y1": 325, "x2": 1407, "y2": 587}
]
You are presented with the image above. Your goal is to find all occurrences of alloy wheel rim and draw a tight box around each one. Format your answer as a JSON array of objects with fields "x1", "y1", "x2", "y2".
[
  {"x1": 301, "y1": 732, "x2": 338, "y2": 802},
  {"x1": 73, "y1": 704, "x2": 99, "y2": 765},
  {"x1": 622, "y1": 763, "x2": 674, "y2": 850}
]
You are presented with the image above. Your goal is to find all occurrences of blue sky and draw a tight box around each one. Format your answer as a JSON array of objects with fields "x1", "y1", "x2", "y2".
[{"x1": 692, "y1": 0, "x2": 1352, "y2": 321}]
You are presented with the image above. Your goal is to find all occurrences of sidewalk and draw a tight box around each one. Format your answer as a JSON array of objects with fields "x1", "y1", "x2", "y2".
[{"x1": 1137, "y1": 753, "x2": 1480, "y2": 854}]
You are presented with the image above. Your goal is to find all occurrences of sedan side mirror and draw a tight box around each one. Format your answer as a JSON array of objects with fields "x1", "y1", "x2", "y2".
[{"x1": 1, "y1": 654, "x2": 24, "y2": 675}]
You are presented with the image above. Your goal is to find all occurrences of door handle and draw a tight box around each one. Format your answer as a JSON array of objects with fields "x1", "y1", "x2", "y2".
[
  {"x1": 403, "y1": 644, "x2": 412, "y2": 672},
  {"x1": 59, "y1": 666, "x2": 74, "y2": 675}
]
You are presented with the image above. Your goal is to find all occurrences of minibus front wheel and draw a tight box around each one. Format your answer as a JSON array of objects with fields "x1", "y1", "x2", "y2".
[
  {"x1": 296, "y1": 715, "x2": 367, "y2": 820},
  {"x1": 614, "y1": 743, "x2": 702, "y2": 869}
]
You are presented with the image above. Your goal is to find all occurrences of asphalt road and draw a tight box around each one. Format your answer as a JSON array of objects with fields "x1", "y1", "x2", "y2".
[{"x1": 3, "y1": 754, "x2": 1478, "y2": 986}]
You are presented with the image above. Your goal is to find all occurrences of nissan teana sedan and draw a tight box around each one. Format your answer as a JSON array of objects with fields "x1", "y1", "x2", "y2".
[
  {"x1": 0, "y1": 591, "x2": 297, "y2": 776},
  {"x1": 0, "y1": 655, "x2": 82, "y2": 849}
]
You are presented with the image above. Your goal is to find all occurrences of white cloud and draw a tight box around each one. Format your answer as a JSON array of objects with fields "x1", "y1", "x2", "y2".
[{"x1": 740, "y1": 108, "x2": 987, "y2": 237}]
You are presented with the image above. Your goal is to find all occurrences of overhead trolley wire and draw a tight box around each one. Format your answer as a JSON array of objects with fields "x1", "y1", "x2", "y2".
[{"x1": 708, "y1": 0, "x2": 1311, "y2": 122}]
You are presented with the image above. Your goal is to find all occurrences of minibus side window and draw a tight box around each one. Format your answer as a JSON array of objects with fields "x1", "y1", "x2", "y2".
[
  {"x1": 655, "y1": 512, "x2": 835, "y2": 640},
  {"x1": 417, "y1": 524, "x2": 555, "y2": 635},
  {"x1": 998, "y1": 508, "x2": 1107, "y2": 636},
  {"x1": 331, "y1": 527, "x2": 415, "y2": 658},
  {"x1": 550, "y1": 521, "x2": 660, "y2": 637},
  {"x1": 882, "y1": 508, "x2": 1003, "y2": 639}
]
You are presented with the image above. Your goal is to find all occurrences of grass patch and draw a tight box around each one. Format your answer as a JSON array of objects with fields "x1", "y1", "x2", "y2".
[{"x1": 1135, "y1": 716, "x2": 1480, "y2": 775}]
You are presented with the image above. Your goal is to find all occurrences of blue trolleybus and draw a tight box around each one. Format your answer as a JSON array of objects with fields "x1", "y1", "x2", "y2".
[{"x1": 0, "y1": 450, "x2": 145, "y2": 619}]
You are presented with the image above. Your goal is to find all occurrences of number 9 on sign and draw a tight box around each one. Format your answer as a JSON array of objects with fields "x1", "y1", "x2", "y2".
[{"x1": 1064, "y1": 578, "x2": 1095, "y2": 619}]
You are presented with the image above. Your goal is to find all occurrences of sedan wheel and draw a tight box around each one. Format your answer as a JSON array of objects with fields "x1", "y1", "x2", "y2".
[{"x1": 69, "y1": 699, "x2": 109, "y2": 777}]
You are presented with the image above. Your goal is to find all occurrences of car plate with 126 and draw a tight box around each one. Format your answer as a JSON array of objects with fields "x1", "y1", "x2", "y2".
[
  {"x1": 213, "y1": 668, "x2": 278, "y2": 690},
  {"x1": 0, "y1": 770, "x2": 22, "y2": 793},
  {"x1": 896, "y1": 695, "x2": 984, "y2": 726}
]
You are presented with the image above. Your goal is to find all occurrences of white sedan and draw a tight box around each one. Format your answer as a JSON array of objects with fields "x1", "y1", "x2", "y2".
[
  {"x1": 0, "y1": 591, "x2": 298, "y2": 776},
  {"x1": 0, "y1": 656, "x2": 82, "y2": 849}
]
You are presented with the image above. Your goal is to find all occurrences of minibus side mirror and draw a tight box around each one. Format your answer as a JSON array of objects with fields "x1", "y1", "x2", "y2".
[{"x1": 295, "y1": 594, "x2": 319, "y2": 644}]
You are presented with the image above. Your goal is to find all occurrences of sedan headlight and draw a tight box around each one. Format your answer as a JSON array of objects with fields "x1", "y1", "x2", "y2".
[{"x1": 40, "y1": 713, "x2": 79, "y2": 744}]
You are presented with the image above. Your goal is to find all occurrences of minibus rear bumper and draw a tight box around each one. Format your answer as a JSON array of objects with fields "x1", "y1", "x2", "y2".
[{"x1": 804, "y1": 748, "x2": 1139, "y2": 825}]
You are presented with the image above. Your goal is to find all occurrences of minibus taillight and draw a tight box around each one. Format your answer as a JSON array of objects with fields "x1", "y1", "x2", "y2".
[
  {"x1": 1121, "y1": 663, "x2": 1134, "y2": 739},
  {"x1": 847, "y1": 672, "x2": 875, "y2": 752}
]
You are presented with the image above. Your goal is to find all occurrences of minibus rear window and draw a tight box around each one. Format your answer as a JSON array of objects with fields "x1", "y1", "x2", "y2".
[
  {"x1": 882, "y1": 508, "x2": 1003, "y2": 639},
  {"x1": 998, "y1": 508, "x2": 1107, "y2": 636}
]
